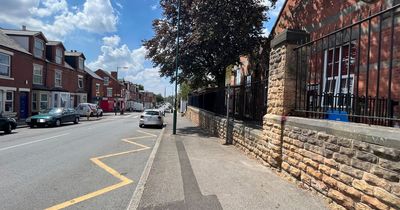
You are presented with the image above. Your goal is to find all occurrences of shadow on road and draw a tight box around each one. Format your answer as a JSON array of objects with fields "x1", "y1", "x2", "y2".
[{"x1": 176, "y1": 126, "x2": 212, "y2": 138}]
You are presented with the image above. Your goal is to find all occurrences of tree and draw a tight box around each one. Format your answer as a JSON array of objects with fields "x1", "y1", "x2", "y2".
[
  {"x1": 179, "y1": 82, "x2": 191, "y2": 101},
  {"x1": 144, "y1": 0, "x2": 277, "y2": 88},
  {"x1": 136, "y1": 84, "x2": 144, "y2": 91},
  {"x1": 155, "y1": 94, "x2": 164, "y2": 103}
]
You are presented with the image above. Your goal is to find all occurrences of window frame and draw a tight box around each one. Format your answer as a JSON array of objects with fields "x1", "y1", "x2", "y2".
[
  {"x1": 104, "y1": 77, "x2": 109, "y2": 85},
  {"x1": 78, "y1": 75, "x2": 84, "y2": 89},
  {"x1": 0, "y1": 52, "x2": 11, "y2": 77},
  {"x1": 78, "y1": 57, "x2": 84, "y2": 70},
  {"x1": 107, "y1": 88, "x2": 113, "y2": 97},
  {"x1": 95, "y1": 83, "x2": 100, "y2": 93},
  {"x1": 34, "y1": 38, "x2": 44, "y2": 58},
  {"x1": 40, "y1": 93, "x2": 48, "y2": 111},
  {"x1": 33, "y1": 64, "x2": 43, "y2": 85},
  {"x1": 4, "y1": 91, "x2": 13, "y2": 113},
  {"x1": 55, "y1": 48, "x2": 62, "y2": 64},
  {"x1": 55, "y1": 70, "x2": 62, "y2": 87}
]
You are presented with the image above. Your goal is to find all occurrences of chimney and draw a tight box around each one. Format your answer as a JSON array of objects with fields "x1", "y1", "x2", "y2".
[
  {"x1": 111, "y1": 71, "x2": 118, "y2": 79},
  {"x1": 22, "y1": 25, "x2": 26, "y2": 31}
]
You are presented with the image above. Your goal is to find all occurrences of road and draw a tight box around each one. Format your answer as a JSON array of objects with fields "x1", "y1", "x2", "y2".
[{"x1": 0, "y1": 113, "x2": 164, "y2": 210}]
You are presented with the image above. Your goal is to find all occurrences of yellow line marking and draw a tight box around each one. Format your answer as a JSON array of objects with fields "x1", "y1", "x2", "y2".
[
  {"x1": 45, "y1": 132, "x2": 156, "y2": 210},
  {"x1": 137, "y1": 130, "x2": 158, "y2": 137}
]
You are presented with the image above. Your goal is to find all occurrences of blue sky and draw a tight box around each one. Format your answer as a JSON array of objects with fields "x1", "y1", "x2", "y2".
[{"x1": 0, "y1": 0, "x2": 284, "y2": 96}]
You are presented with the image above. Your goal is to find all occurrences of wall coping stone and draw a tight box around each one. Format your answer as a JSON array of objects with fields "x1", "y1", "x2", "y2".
[
  {"x1": 270, "y1": 29, "x2": 310, "y2": 48},
  {"x1": 265, "y1": 114, "x2": 400, "y2": 149}
]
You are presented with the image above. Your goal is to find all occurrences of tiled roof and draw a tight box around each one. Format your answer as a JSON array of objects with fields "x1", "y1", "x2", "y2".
[
  {"x1": 84, "y1": 67, "x2": 103, "y2": 80},
  {"x1": 0, "y1": 30, "x2": 30, "y2": 54}
]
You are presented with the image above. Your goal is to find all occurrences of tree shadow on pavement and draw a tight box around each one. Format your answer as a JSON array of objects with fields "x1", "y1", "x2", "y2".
[{"x1": 176, "y1": 126, "x2": 213, "y2": 138}]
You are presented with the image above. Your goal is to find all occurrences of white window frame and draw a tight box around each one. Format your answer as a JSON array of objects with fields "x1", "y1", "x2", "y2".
[
  {"x1": 40, "y1": 93, "x2": 48, "y2": 111},
  {"x1": 33, "y1": 64, "x2": 43, "y2": 85},
  {"x1": 78, "y1": 57, "x2": 84, "y2": 70},
  {"x1": 78, "y1": 75, "x2": 84, "y2": 89},
  {"x1": 322, "y1": 44, "x2": 355, "y2": 108},
  {"x1": 107, "y1": 88, "x2": 113, "y2": 97},
  {"x1": 34, "y1": 38, "x2": 44, "y2": 58},
  {"x1": 104, "y1": 77, "x2": 109, "y2": 85},
  {"x1": 55, "y1": 70, "x2": 62, "y2": 87},
  {"x1": 0, "y1": 52, "x2": 11, "y2": 77},
  {"x1": 95, "y1": 83, "x2": 100, "y2": 93},
  {"x1": 55, "y1": 48, "x2": 62, "y2": 64},
  {"x1": 4, "y1": 91, "x2": 13, "y2": 112}
]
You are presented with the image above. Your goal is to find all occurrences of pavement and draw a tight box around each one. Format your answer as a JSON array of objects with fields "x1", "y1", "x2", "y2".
[
  {"x1": 0, "y1": 112, "x2": 163, "y2": 210},
  {"x1": 135, "y1": 116, "x2": 328, "y2": 210}
]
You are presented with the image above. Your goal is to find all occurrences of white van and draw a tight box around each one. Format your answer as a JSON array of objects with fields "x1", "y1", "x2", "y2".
[{"x1": 76, "y1": 103, "x2": 103, "y2": 117}]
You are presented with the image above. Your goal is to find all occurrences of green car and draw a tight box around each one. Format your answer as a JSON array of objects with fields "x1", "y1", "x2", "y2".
[{"x1": 26, "y1": 108, "x2": 80, "y2": 128}]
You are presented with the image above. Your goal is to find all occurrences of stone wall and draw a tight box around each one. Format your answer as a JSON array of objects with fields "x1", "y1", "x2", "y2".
[
  {"x1": 186, "y1": 106, "x2": 268, "y2": 165},
  {"x1": 186, "y1": 106, "x2": 400, "y2": 210}
]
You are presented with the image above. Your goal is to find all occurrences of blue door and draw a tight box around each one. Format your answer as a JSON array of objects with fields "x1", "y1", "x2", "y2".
[{"x1": 19, "y1": 92, "x2": 29, "y2": 119}]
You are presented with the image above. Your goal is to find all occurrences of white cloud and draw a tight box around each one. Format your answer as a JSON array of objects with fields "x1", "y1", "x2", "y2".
[
  {"x1": 102, "y1": 34, "x2": 121, "y2": 47},
  {"x1": 88, "y1": 35, "x2": 169, "y2": 95},
  {"x1": 30, "y1": 0, "x2": 68, "y2": 17},
  {"x1": 151, "y1": 4, "x2": 158, "y2": 10},
  {"x1": 0, "y1": 0, "x2": 118, "y2": 40}
]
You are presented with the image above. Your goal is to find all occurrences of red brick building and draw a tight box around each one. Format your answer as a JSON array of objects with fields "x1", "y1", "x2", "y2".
[
  {"x1": 95, "y1": 69, "x2": 126, "y2": 112},
  {"x1": 84, "y1": 67, "x2": 104, "y2": 104},
  {"x1": 272, "y1": 0, "x2": 400, "y2": 125},
  {"x1": 0, "y1": 30, "x2": 33, "y2": 119}
]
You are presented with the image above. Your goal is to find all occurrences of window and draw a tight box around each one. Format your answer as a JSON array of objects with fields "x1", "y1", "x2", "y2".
[
  {"x1": 95, "y1": 83, "x2": 100, "y2": 93},
  {"x1": 0, "y1": 53, "x2": 10, "y2": 77},
  {"x1": 55, "y1": 70, "x2": 62, "y2": 87},
  {"x1": 322, "y1": 44, "x2": 356, "y2": 107},
  {"x1": 40, "y1": 93, "x2": 48, "y2": 110},
  {"x1": 78, "y1": 76, "x2": 83, "y2": 89},
  {"x1": 78, "y1": 57, "x2": 84, "y2": 70},
  {"x1": 55, "y1": 48, "x2": 62, "y2": 64},
  {"x1": 32, "y1": 92, "x2": 37, "y2": 111},
  {"x1": 34, "y1": 38, "x2": 44, "y2": 58},
  {"x1": 33, "y1": 65, "x2": 43, "y2": 85},
  {"x1": 104, "y1": 77, "x2": 109, "y2": 85},
  {"x1": 107, "y1": 88, "x2": 113, "y2": 97},
  {"x1": 5, "y1": 91, "x2": 13, "y2": 112},
  {"x1": 54, "y1": 93, "x2": 59, "y2": 108}
]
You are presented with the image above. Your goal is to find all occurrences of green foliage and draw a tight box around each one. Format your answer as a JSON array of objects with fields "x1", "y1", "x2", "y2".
[
  {"x1": 179, "y1": 82, "x2": 191, "y2": 101},
  {"x1": 155, "y1": 94, "x2": 164, "y2": 103},
  {"x1": 144, "y1": 0, "x2": 277, "y2": 88}
]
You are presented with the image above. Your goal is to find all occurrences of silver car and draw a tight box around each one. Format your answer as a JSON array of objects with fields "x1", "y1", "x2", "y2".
[{"x1": 139, "y1": 109, "x2": 164, "y2": 128}]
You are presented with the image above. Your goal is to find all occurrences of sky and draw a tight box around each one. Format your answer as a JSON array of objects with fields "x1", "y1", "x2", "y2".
[{"x1": 0, "y1": 0, "x2": 285, "y2": 96}]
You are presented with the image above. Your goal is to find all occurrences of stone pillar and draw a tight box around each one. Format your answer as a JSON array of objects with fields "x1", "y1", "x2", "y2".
[{"x1": 263, "y1": 29, "x2": 309, "y2": 169}]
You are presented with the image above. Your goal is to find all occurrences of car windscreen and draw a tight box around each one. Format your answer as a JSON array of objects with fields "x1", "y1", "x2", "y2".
[
  {"x1": 144, "y1": 111, "x2": 160, "y2": 115},
  {"x1": 42, "y1": 108, "x2": 62, "y2": 114}
]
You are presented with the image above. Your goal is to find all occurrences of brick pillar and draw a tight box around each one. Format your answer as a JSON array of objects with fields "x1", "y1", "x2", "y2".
[{"x1": 263, "y1": 29, "x2": 309, "y2": 169}]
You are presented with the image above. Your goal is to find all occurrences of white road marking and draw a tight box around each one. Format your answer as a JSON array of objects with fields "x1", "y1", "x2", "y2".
[{"x1": 0, "y1": 133, "x2": 70, "y2": 152}]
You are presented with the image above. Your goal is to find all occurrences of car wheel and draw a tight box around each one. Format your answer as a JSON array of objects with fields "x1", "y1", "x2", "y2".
[
  {"x1": 100, "y1": 112, "x2": 103, "y2": 117},
  {"x1": 90, "y1": 112, "x2": 94, "y2": 117},
  {"x1": 139, "y1": 124, "x2": 144, "y2": 128},
  {"x1": 74, "y1": 117, "x2": 79, "y2": 124},
  {"x1": 5, "y1": 123, "x2": 12, "y2": 134},
  {"x1": 30, "y1": 124, "x2": 35, "y2": 128},
  {"x1": 55, "y1": 119, "x2": 61, "y2": 127}
]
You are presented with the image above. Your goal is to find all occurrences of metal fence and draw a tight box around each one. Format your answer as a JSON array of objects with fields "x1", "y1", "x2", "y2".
[
  {"x1": 188, "y1": 80, "x2": 268, "y2": 126},
  {"x1": 294, "y1": 4, "x2": 400, "y2": 127}
]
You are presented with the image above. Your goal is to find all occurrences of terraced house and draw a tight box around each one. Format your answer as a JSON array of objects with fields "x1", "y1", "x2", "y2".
[{"x1": 0, "y1": 27, "x2": 90, "y2": 119}]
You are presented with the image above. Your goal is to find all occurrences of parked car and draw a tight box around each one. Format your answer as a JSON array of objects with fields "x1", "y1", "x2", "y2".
[
  {"x1": 76, "y1": 103, "x2": 103, "y2": 117},
  {"x1": 139, "y1": 109, "x2": 164, "y2": 128},
  {"x1": 0, "y1": 115, "x2": 17, "y2": 134},
  {"x1": 26, "y1": 108, "x2": 80, "y2": 128}
]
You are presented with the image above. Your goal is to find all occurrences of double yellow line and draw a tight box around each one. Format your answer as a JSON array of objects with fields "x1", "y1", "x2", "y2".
[{"x1": 46, "y1": 130, "x2": 157, "y2": 210}]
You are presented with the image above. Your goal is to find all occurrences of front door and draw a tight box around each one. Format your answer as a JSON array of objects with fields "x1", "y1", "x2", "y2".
[{"x1": 19, "y1": 92, "x2": 29, "y2": 119}]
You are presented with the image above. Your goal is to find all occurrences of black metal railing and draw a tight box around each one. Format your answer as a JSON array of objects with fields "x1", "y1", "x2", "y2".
[
  {"x1": 294, "y1": 4, "x2": 400, "y2": 127},
  {"x1": 188, "y1": 80, "x2": 268, "y2": 126}
]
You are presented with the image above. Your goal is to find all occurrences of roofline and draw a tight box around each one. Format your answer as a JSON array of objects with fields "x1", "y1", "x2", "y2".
[
  {"x1": 268, "y1": 0, "x2": 288, "y2": 39},
  {"x1": 0, "y1": 44, "x2": 32, "y2": 56}
]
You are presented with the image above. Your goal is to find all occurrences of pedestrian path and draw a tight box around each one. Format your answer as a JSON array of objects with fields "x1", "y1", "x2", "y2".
[{"x1": 136, "y1": 116, "x2": 328, "y2": 210}]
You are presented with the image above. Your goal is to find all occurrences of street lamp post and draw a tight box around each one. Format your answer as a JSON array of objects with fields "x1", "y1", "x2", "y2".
[{"x1": 173, "y1": 0, "x2": 181, "y2": 135}]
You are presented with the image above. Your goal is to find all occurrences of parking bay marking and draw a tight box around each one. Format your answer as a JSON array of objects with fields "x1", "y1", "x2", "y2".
[
  {"x1": 45, "y1": 132, "x2": 156, "y2": 210},
  {"x1": 0, "y1": 133, "x2": 70, "y2": 152}
]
